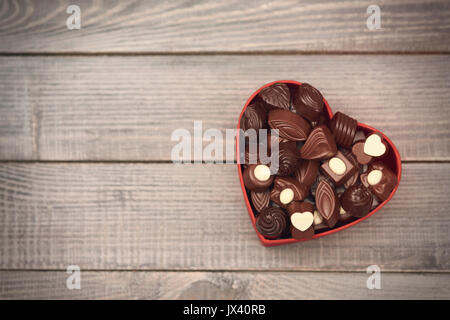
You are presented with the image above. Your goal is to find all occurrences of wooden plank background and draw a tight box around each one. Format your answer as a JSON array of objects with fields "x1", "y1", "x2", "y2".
[{"x1": 0, "y1": 0, "x2": 449, "y2": 299}]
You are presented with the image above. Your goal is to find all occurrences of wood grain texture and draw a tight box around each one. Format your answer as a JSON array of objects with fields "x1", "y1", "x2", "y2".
[
  {"x1": 0, "y1": 0, "x2": 449, "y2": 53},
  {"x1": 1, "y1": 271, "x2": 449, "y2": 299},
  {"x1": 0, "y1": 162, "x2": 448, "y2": 271},
  {"x1": 0, "y1": 55, "x2": 449, "y2": 161}
]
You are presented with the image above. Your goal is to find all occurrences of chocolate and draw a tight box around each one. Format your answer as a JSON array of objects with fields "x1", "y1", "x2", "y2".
[
  {"x1": 340, "y1": 184, "x2": 373, "y2": 218},
  {"x1": 258, "y1": 83, "x2": 291, "y2": 110},
  {"x1": 270, "y1": 177, "x2": 308, "y2": 207},
  {"x1": 300, "y1": 125, "x2": 337, "y2": 160},
  {"x1": 293, "y1": 83, "x2": 324, "y2": 122},
  {"x1": 338, "y1": 205, "x2": 354, "y2": 223},
  {"x1": 255, "y1": 207, "x2": 288, "y2": 239},
  {"x1": 363, "y1": 134, "x2": 387, "y2": 157},
  {"x1": 342, "y1": 150, "x2": 360, "y2": 188},
  {"x1": 315, "y1": 180, "x2": 340, "y2": 228},
  {"x1": 287, "y1": 202, "x2": 315, "y2": 240},
  {"x1": 243, "y1": 164, "x2": 274, "y2": 191},
  {"x1": 352, "y1": 140, "x2": 373, "y2": 165},
  {"x1": 270, "y1": 142, "x2": 298, "y2": 176},
  {"x1": 250, "y1": 190, "x2": 270, "y2": 213},
  {"x1": 320, "y1": 150, "x2": 357, "y2": 186},
  {"x1": 268, "y1": 109, "x2": 311, "y2": 141},
  {"x1": 311, "y1": 174, "x2": 335, "y2": 197},
  {"x1": 330, "y1": 112, "x2": 357, "y2": 148},
  {"x1": 311, "y1": 114, "x2": 330, "y2": 128},
  {"x1": 364, "y1": 161, "x2": 398, "y2": 202},
  {"x1": 313, "y1": 210, "x2": 329, "y2": 231},
  {"x1": 240, "y1": 102, "x2": 267, "y2": 132},
  {"x1": 294, "y1": 159, "x2": 319, "y2": 189}
]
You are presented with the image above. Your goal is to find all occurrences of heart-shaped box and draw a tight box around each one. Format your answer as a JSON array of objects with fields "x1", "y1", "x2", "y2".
[{"x1": 237, "y1": 80, "x2": 402, "y2": 247}]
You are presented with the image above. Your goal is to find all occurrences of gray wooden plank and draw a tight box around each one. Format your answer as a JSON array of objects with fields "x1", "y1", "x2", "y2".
[
  {"x1": 0, "y1": 271, "x2": 448, "y2": 299},
  {"x1": 0, "y1": 55, "x2": 449, "y2": 161},
  {"x1": 0, "y1": 162, "x2": 448, "y2": 271},
  {"x1": 0, "y1": 0, "x2": 449, "y2": 53}
]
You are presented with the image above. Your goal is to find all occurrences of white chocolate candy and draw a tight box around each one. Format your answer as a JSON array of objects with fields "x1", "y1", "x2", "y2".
[
  {"x1": 328, "y1": 157, "x2": 346, "y2": 175},
  {"x1": 254, "y1": 164, "x2": 271, "y2": 182},
  {"x1": 364, "y1": 134, "x2": 386, "y2": 157},
  {"x1": 279, "y1": 188, "x2": 294, "y2": 204},
  {"x1": 340, "y1": 206, "x2": 346, "y2": 215},
  {"x1": 367, "y1": 169, "x2": 383, "y2": 185},
  {"x1": 313, "y1": 210, "x2": 323, "y2": 225},
  {"x1": 291, "y1": 211, "x2": 314, "y2": 231}
]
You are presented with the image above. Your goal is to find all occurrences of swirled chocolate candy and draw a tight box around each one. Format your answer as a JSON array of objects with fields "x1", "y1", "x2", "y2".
[
  {"x1": 293, "y1": 83, "x2": 324, "y2": 122},
  {"x1": 340, "y1": 184, "x2": 373, "y2": 218},
  {"x1": 270, "y1": 177, "x2": 308, "y2": 207},
  {"x1": 258, "y1": 83, "x2": 291, "y2": 110},
  {"x1": 270, "y1": 142, "x2": 298, "y2": 176},
  {"x1": 363, "y1": 161, "x2": 398, "y2": 202},
  {"x1": 315, "y1": 180, "x2": 340, "y2": 228},
  {"x1": 287, "y1": 202, "x2": 315, "y2": 240},
  {"x1": 268, "y1": 109, "x2": 311, "y2": 141},
  {"x1": 294, "y1": 159, "x2": 319, "y2": 189},
  {"x1": 240, "y1": 102, "x2": 267, "y2": 132},
  {"x1": 320, "y1": 150, "x2": 357, "y2": 186},
  {"x1": 255, "y1": 207, "x2": 288, "y2": 239},
  {"x1": 250, "y1": 190, "x2": 270, "y2": 213},
  {"x1": 243, "y1": 164, "x2": 274, "y2": 191},
  {"x1": 300, "y1": 125, "x2": 337, "y2": 160},
  {"x1": 330, "y1": 112, "x2": 357, "y2": 148}
]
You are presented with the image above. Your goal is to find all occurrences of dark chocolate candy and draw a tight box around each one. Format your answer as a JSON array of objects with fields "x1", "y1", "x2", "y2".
[
  {"x1": 258, "y1": 83, "x2": 291, "y2": 110},
  {"x1": 270, "y1": 177, "x2": 308, "y2": 207},
  {"x1": 255, "y1": 207, "x2": 288, "y2": 239},
  {"x1": 243, "y1": 164, "x2": 274, "y2": 191},
  {"x1": 330, "y1": 112, "x2": 357, "y2": 148},
  {"x1": 315, "y1": 180, "x2": 340, "y2": 228},
  {"x1": 364, "y1": 161, "x2": 398, "y2": 202},
  {"x1": 338, "y1": 206, "x2": 354, "y2": 223},
  {"x1": 340, "y1": 184, "x2": 373, "y2": 218},
  {"x1": 342, "y1": 149, "x2": 360, "y2": 188},
  {"x1": 250, "y1": 190, "x2": 270, "y2": 213},
  {"x1": 300, "y1": 125, "x2": 337, "y2": 160},
  {"x1": 352, "y1": 140, "x2": 373, "y2": 165},
  {"x1": 294, "y1": 159, "x2": 319, "y2": 189},
  {"x1": 287, "y1": 202, "x2": 315, "y2": 240},
  {"x1": 268, "y1": 109, "x2": 311, "y2": 141},
  {"x1": 240, "y1": 102, "x2": 267, "y2": 132},
  {"x1": 293, "y1": 83, "x2": 324, "y2": 122},
  {"x1": 320, "y1": 150, "x2": 358, "y2": 186},
  {"x1": 270, "y1": 142, "x2": 298, "y2": 176}
]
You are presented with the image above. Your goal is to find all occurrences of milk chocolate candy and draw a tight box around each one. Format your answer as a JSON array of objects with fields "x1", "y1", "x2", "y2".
[
  {"x1": 255, "y1": 207, "x2": 288, "y2": 239},
  {"x1": 352, "y1": 140, "x2": 373, "y2": 165},
  {"x1": 287, "y1": 202, "x2": 315, "y2": 240},
  {"x1": 268, "y1": 109, "x2": 311, "y2": 141},
  {"x1": 258, "y1": 83, "x2": 291, "y2": 110},
  {"x1": 365, "y1": 161, "x2": 398, "y2": 202},
  {"x1": 250, "y1": 190, "x2": 270, "y2": 213},
  {"x1": 320, "y1": 150, "x2": 358, "y2": 186},
  {"x1": 311, "y1": 174, "x2": 335, "y2": 197},
  {"x1": 300, "y1": 125, "x2": 337, "y2": 160},
  {"x1": 330, "y1": 112, "x2": 357, "y2": 148},
  {"x1": 340, "y1": 184, "x2": 373, "y2": 218},
  {"x1": 240, "y1": 102, "x2": 267, "y2": 132},
  {"x1": 342, "y1": 149, "x2": 360, "y2": 188},
  {"x1": 270, "y1": 177, "x2": 308, "y2": 207},
  {"x1": 293, "y1": 83, "x2": 324, "y2": 122},
  {"x1": 243, "y1": 164, "x2": 274, "y2": 191},
  {"x1": 315, "y1": 180, "x2": 340, "y2": 228},
  {"x1": 271, "y1": 142, "x2": 298, "y2": 176},
  {"x1": 294, "y1": 159, "x2": 319, "y2": 189}
]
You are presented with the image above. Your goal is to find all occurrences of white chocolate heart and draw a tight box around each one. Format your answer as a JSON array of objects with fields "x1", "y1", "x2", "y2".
[
  {"x1": 291, "y1": 211, "x2": 314, "y2": 231},
  {"x1": 329, "y1": 157, "x2": 346, "y2": 175},
  {"x1": 254, "y1": 164, "x2": 271, "y2": 182},
  {"x1": 368, "y1": 169, "x2": 383, "y2": 185},
  {"x1": 279, "y1": 188, "x2": 294, "y2": 204},
  {"x1": 364, "y1": 134, "x2": 386, "y2": 157}
]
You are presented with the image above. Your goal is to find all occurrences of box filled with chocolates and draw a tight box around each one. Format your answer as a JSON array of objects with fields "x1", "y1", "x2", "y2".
[{"x1": 237, "y1": 80, "x2": 401, "y2": 246}]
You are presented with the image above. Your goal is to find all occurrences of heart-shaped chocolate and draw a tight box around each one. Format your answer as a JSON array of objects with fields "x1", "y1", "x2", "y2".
[{"x1": 237, "y1": 80, "x2": 401, "y2": 247}]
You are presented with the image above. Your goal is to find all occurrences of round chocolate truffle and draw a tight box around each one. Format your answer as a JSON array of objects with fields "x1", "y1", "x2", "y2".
[
  {"x1": 243, "y1": 164, "x2": 274, "y2": 192},
  {"x1": 340, "y1": 184, "x2": 373, "y2": 218},
  {"x1": 255, "y1": 207, "x2": 288, "y2": 239}
]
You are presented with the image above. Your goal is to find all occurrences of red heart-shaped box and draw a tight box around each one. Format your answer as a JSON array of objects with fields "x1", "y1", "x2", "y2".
[{"x1": 237, "y1": 80, "x2": 402, "y2": 247}]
